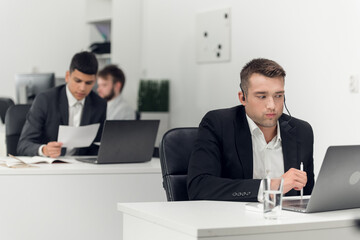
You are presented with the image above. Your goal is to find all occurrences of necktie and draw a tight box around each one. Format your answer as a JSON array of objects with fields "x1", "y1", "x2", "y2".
[
  {"x1": 70, "y1": 101, "x2": 82, "y2": 127},
  {"x1": 66, "y1": 101, "x2": 82, "y2": 156}
]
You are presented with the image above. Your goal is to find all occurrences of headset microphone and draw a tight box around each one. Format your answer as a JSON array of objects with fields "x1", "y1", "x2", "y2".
[
  {"x1": 283, "y1": 95, "x2": 292, "y2": 125},
  {"x1": 240, "y1": 84, "x2": 246, "y2": 101}
]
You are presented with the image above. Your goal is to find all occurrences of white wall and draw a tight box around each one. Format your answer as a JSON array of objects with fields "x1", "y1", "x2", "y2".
[
  {"x1": 139, "y1": 0, "x2": 360, "y2": 176},
  {"x1": 111, "y1": 0, "x2": 143, "y2": 109},
  {"x1": 0, "y1": 0, "x2": 88, "y2": 101}
]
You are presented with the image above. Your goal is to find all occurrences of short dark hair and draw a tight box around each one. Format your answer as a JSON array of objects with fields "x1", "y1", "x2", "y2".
[
  {"x1": 240, "y1": 58, "x2": 286, "y2": 96},
  {"x1": 98, "y1": 64, "x2": 126, "y2": 92},
  {"x1": 69, "y1": 51, "x2": 98, "y2": 75}
]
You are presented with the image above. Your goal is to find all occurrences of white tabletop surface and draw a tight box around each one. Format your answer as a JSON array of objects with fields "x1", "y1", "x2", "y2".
[
  {"x1": 0, "y1": 156, "x2": 161, "y2": 175},
  {"x1": 117, "y1": 200, "x2": 360, "y2": 238}
]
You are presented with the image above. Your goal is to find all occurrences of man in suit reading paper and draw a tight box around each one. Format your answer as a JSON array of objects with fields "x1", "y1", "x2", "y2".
[
  {"x1": 17, "y1": 51, "x2": 107, "y2": 158},
  {"x1": 187, "y1": 58, "x2": 315, "y2": 202}
]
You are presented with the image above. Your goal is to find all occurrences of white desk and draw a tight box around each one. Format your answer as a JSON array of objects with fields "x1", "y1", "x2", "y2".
[
  {"x1": 118, "y1": 201, "x2": 360, "y2": 240},
  {"x1": 0, "y1": 157, "x2": 166, "y2": 240}
]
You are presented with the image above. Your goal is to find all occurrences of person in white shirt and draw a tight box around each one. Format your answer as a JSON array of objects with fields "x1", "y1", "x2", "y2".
[
  {"x1": 96, "y1": 65, "x2": 135, "y2": 120},
  {"x1": 187, "y1": 58, "x2": 315, "y2": 202}
]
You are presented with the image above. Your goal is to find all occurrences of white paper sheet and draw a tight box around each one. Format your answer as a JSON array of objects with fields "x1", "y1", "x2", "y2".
[{"x1": 57, "y1": 124, "x2": 100, "y2": 148}]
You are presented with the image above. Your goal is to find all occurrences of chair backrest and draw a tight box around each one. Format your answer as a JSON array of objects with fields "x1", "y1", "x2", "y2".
[
  {"x1": 0, "y1": 98, "x2": 15, "y2": 124},
  {"x1": 5, "y1": 104, "x2": 31, "y2": 155},
  {"x1": 160, "y1": 127, "x2": 198, "y2": 201},
  {"x1": 135, "y1": 110, "x2": 141, "y2": 120}
]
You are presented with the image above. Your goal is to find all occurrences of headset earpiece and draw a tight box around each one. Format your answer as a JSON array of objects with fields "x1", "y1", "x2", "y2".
[
  {"x1": 240, "y1": 84, "x2": 246, "y2": 101},
  {"x1": 283, "y1": 94, "x2": 292, "y2": 123}
]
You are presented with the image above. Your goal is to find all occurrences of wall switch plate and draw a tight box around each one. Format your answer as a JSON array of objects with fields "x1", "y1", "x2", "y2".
[
  {"x1": 196, "y1": 8, "x2": 231, "y2": 63},
  {"x1": 349, "y1": 75, "x2": 359, "y2": 93}
]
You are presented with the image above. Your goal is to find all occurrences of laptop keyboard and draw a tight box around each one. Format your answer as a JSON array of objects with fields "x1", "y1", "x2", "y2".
[
  {"x1": 283, "y1": 199, "x2": 309, "y2": 208},
  {"x1": 75, "y1": 157, "x2": 97, "y2": 163},
  {"x1": 287, "y1": 202, "x2": 308, "y2": 208}
]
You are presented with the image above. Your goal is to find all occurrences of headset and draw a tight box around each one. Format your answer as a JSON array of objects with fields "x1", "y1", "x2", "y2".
[
  {"x1": 240, "y1": 84, "x2": 246, "y2": 101},
  {"x1": 240, "y1": 83, "x2": 292, "y2": 123},
  {"x1": 283, "y1": 96, "x2": 292, "y2": 120}
]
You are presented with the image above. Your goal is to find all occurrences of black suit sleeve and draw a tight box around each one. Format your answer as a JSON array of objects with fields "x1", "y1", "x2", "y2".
[
  {"x1": 187, "y1": 112, "x2": 261, "y2": 202},
  {"x1": 17, "y1": 94, "x2": 48, "y2": 156}
]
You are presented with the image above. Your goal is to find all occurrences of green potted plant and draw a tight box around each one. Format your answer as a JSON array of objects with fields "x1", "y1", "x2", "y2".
[
  {"x1": 138, "y1": 80, "x2": 169, "y2": 112},
  {"x1": 137, "y1": 79, "x2": 170, "y2": 148}
]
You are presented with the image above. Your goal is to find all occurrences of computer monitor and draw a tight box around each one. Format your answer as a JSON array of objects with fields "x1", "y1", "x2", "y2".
[
  {"x1": 55, "y1": 77, "x2": 66, "y2": 86},
  {"x1": 15, "y1": 73, "x2": 55, "y2": 104}
]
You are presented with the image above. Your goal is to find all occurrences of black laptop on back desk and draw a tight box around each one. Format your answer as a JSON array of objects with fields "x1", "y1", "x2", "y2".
[{"x1": 76, "y1": 120, "x2": 160, "y2": 164}]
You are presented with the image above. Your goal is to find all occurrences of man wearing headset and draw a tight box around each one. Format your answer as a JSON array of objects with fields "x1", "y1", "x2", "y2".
[{"x1": 187, "y1": 58, "x2": 315, "y2": 202}]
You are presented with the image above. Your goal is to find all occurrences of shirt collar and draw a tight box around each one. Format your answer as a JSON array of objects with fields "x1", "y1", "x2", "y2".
[
  {"x1": 245, "y1": 114, "x2": 282, "y2": 143},
  {"x1": 108, "y1": 93, "x2": 122, "y2": 105},
  {"x1": 66, "y1": 84, "x2": 85, "y2": 107}
]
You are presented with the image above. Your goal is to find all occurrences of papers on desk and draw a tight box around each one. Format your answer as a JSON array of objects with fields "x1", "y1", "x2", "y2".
[
  {"x1": 57, "y1": 124, "x2": 100, "y2": 148},
  {"x1": 1, "y1": 156, "x2": 70, "y2": 168},
  {"x1": 245, "y1": 202, "x2": 263, "y2": 213},
  {"x1": 16, "y1": 156, "x2": 69, "y2": 165}
]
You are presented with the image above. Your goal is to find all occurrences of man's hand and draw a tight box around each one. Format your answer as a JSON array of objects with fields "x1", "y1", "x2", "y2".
[
  {"x1": 281, "y1": 168, "x2": 307, "y2": 194},
  {"x1": 42, "y1": 142, "x2": 63, "y2": 158}
]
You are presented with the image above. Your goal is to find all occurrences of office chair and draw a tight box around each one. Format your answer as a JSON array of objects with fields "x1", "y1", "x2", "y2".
[
  {"x1": 153, "y1": 147, "x2": 160, "y2": 158},
  {"x1": 0, "y1": 97, "x2": 15, "y2": 124},
  {"x1": 5, "y1": 104, "x2": 31, "y2": 155},
  {"x1": 159, "y1": 127, "x2": 198, "y2": 201},
  {"x1": 355, "y1": 218, "x2": 360, "y2": 231},
  {"x1": 135, "y1": 110, "x2": 141, "y2": 120}
]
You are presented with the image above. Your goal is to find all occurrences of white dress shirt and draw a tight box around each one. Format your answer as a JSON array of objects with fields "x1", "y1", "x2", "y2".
[
  {"x1": 107, "y1": 94, "x2": 135, "y2": 120},
  {"x1": 245, "y1": 115, "x2": 284, "y2": 201},
  {"x1": 38, "y1": 84, "x2": 84, "y2": 156},
  {"x1": 65, "y1": 85, "x2": 85, "y2": 155}
]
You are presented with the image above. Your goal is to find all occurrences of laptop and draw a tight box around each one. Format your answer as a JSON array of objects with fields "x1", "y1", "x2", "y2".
[
  {"x1": 282, "y1": 145, "x2": 360, "y2": 213},
  {"x1": 76, "y1": 120, "x2": 159, "y2": 164}
]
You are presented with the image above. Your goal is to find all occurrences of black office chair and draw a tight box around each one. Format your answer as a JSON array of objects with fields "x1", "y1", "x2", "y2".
[
  {"x1": 5, "y1": 104, "x2": 31, "y2": 155},
  {"x1": 153, "y1": 147, "x2": 160, "y2": 158},
  {"x1": 356, "y1": 219, "x2": 360, "y2": 230},
  {"x1": 159, "y1": 127, "x2": 198, "y2": 201},
  {"x1": 0, "y1": 97, "x2": 15, "y2": 124},
  {"x1": 135, "y1": 110, "x2": 141, "y2": 120}
]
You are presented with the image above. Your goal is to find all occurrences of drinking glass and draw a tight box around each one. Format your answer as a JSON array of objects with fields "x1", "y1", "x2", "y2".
[{"x1": 263, "y1": 177, "x2": 284, "y2": 219}]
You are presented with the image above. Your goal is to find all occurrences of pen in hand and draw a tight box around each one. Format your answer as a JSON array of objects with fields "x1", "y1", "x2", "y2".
[{"x1": 300, "y1": 162, "x2": 304, "y2": 200}]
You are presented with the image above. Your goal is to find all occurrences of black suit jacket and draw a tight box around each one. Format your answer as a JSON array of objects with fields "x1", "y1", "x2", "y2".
[
  {"x1": 17, "y1": 85, "x2": 107, "y2": 156},
  {"x1": 187, "y1": 105, "x2": 315, "y2": 202}
]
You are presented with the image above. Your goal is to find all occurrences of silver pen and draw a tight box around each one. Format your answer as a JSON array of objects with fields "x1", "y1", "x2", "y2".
[{"x1": 300, "y1": 162, "x2": 304, "y2": 200}]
